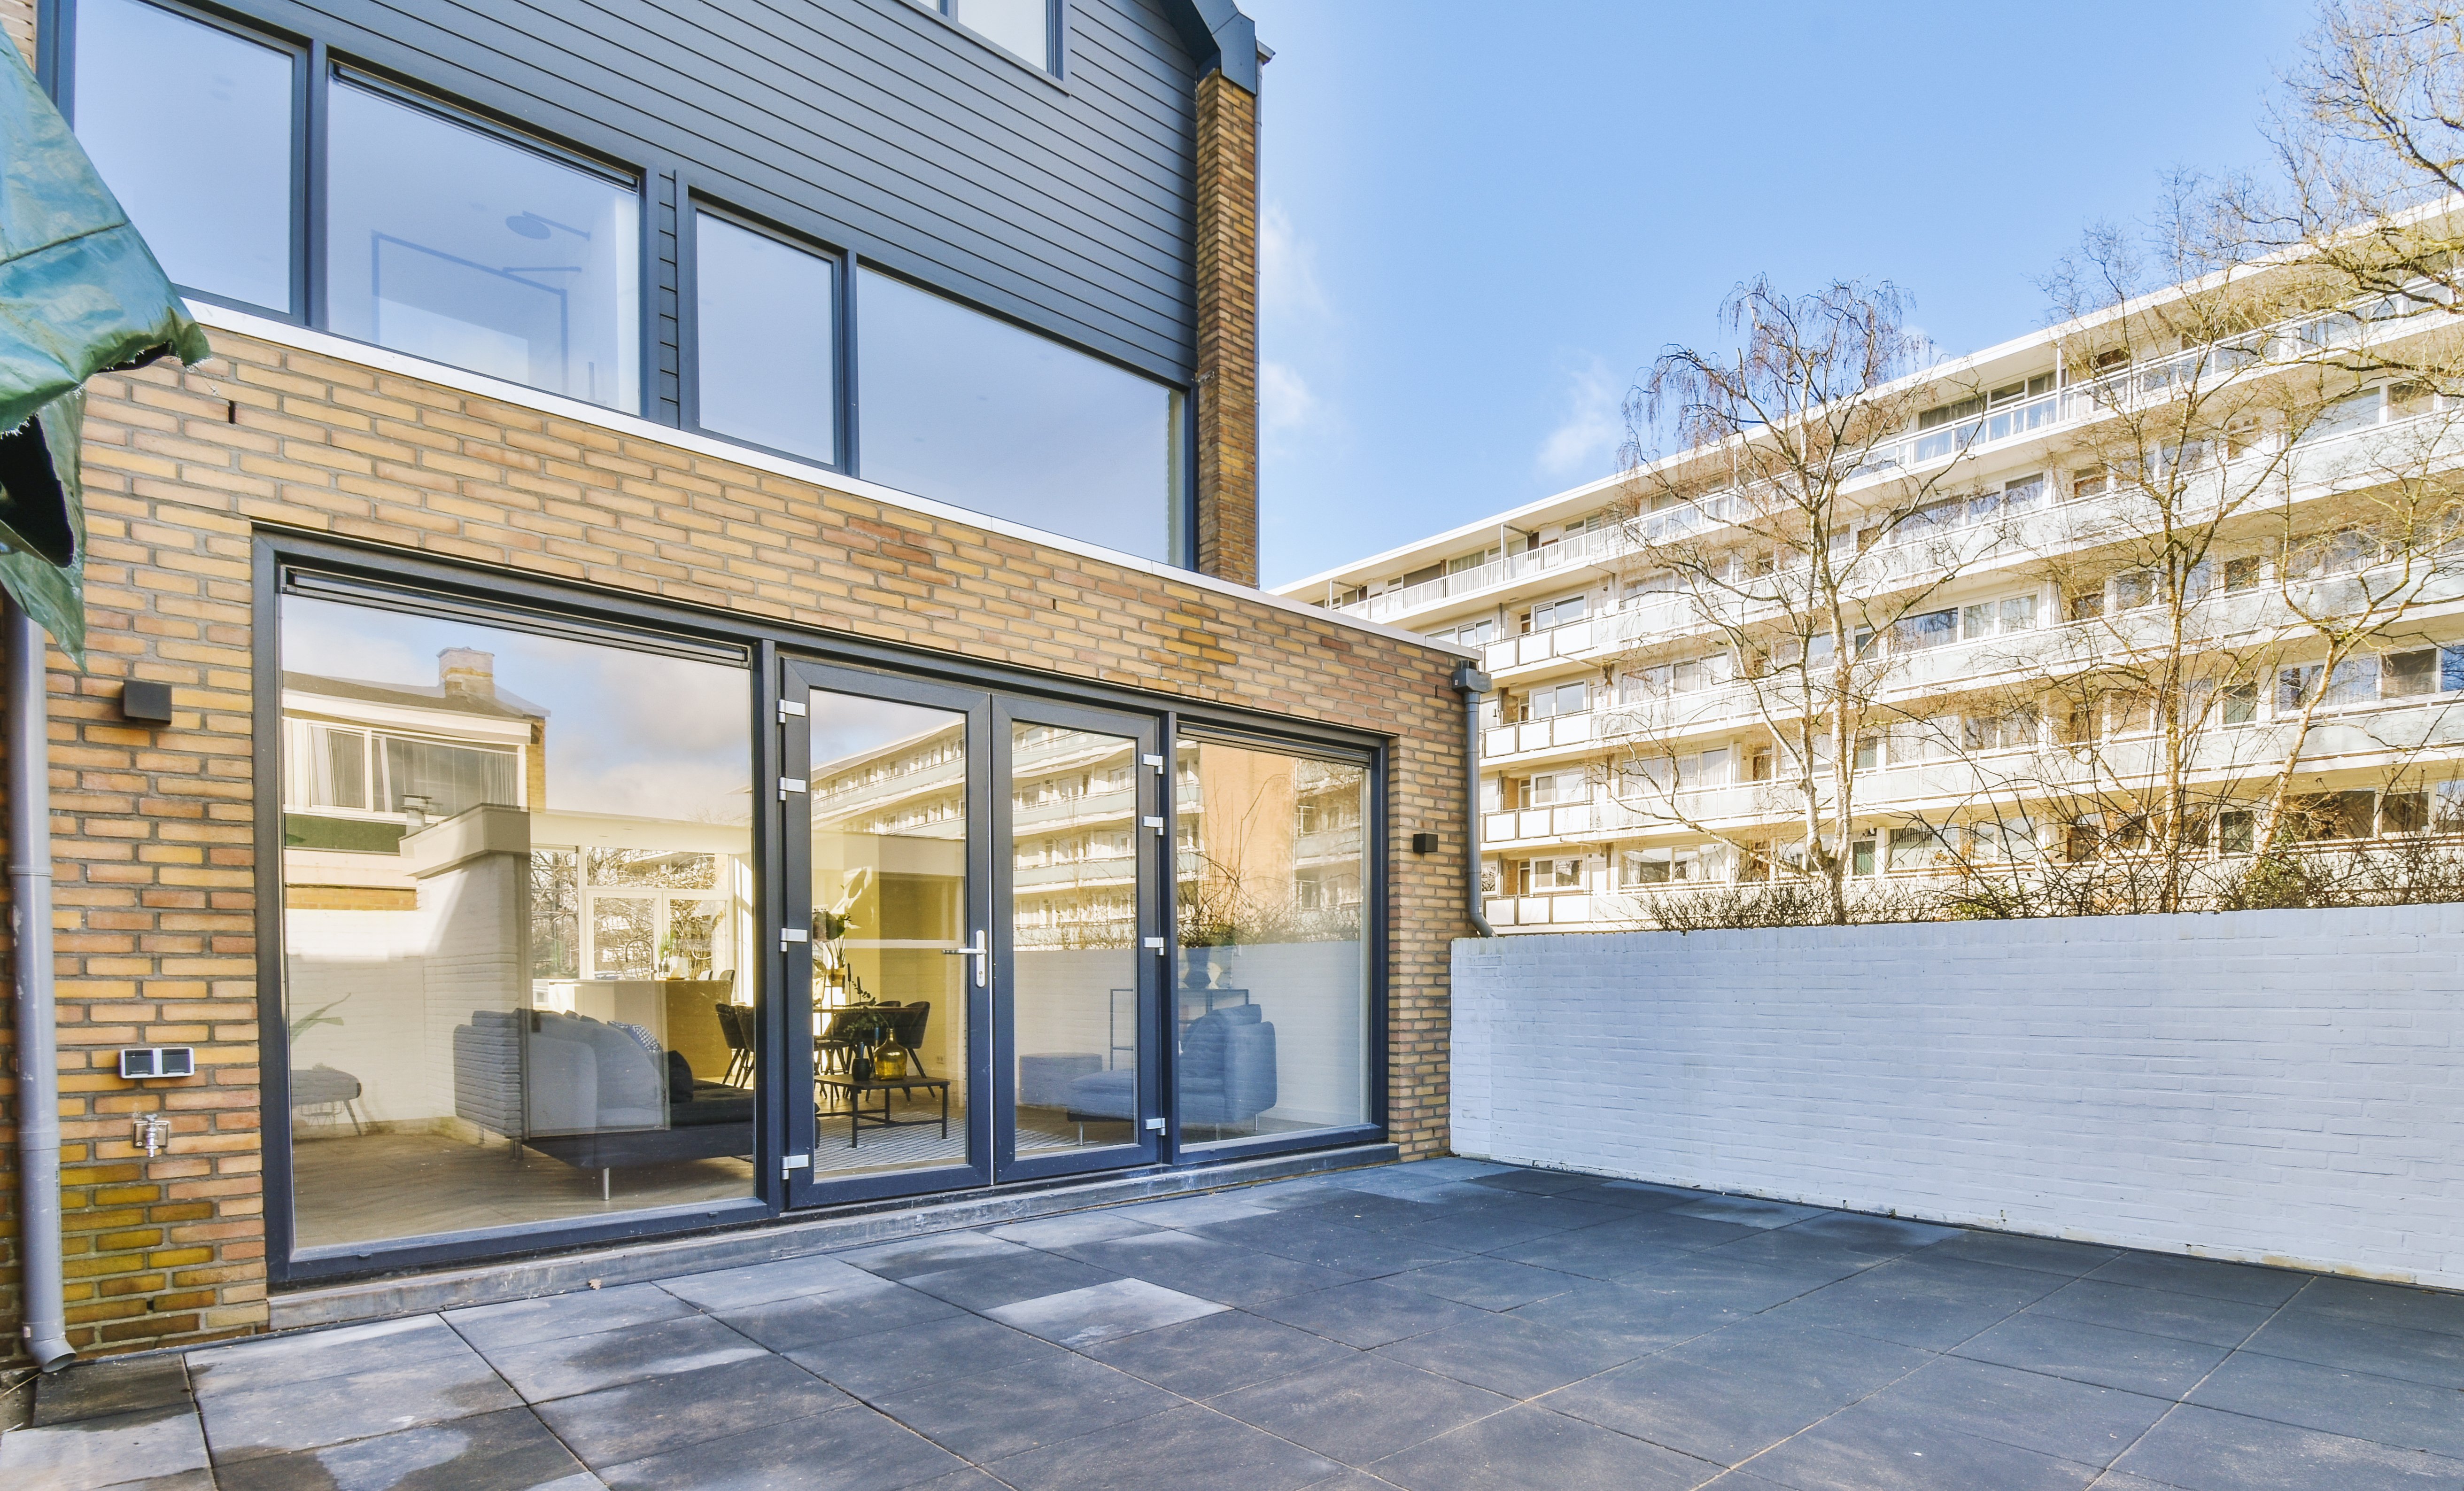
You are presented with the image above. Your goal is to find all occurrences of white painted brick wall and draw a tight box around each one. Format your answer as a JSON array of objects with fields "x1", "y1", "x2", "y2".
[{"x1": 1451, "y1": 904, "x2": 2464, "y2": 1288}]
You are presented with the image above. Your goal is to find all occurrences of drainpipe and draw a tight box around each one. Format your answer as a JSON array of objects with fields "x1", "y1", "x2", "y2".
[
  {"x1": 1453, "y1": 661, "x2": 1497, "y2": 937},
  {"x1": 8, "y1": 597, "x2": 71, "y2": 1371}
]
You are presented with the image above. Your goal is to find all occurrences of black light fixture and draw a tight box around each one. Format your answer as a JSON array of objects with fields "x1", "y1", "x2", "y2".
[
  {"x1": 120, "y1": 680, "x2": 173, "y2": 725},
  {"x1": 1411, "y1": 832, "x2": 1440, "y2": 854}
]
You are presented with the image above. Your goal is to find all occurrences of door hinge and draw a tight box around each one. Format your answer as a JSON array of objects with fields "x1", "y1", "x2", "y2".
[
  {"x1": 782, "y1": 1153, "x2": 810, "y2": 1177},
  {"x1": 1143, "y1": 937, "x2": 1166, "y2": 955},
  {"x1": 780, "y1": 927, "x2": 810, "y2": 952},
  {"x1": 779, "y1": 776, "x2": 807, "y2": 800},
  {"x1": 1144, "y1": 1117, "x2": 1167, "y2": 1133},
  {"x1": 778, "y1": 698, "x2": 807, "y2": 722},
  {"x1": 1142, "y1": 753, "x2": 1164, "y2": 773},
  {"x1": 1142, "y1": 815, "x2": 1165, "y2": 836}
]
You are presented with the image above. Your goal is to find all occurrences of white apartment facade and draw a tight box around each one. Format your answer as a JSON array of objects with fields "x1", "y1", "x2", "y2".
[{"x1": 1280, "y1": 276, "x2": 2464, "y2": 932}]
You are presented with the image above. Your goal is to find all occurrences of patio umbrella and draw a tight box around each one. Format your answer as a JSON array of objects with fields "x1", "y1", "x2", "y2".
[{"x1": 0, "y1": 39, "x2": 209, "y2": 661}]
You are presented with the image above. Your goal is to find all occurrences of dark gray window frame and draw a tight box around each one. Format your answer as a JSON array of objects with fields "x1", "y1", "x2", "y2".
[
  {"x1": 901, "y1": 0, "x2": 1070, "y2": 85},
  {"x1": 680, "y1": 194, "x2": 853, "y2": 473},
  {"x1": 253, "y1": 530, "x2": 1389, "y2": 1287}
]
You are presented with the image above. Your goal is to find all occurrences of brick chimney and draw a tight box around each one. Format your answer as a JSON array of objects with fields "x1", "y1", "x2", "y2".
[{"x1": 438, "y1": 647, "x2": 496, "y2": 699}]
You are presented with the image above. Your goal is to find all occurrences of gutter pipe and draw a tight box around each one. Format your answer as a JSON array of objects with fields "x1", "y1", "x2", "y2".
[
  {"x1": 9, "y1": 597, "x2": 70, "y2": 1371},
  {"x1": 1453, "y1": 661, "x2": 1497, "y2": 937}
]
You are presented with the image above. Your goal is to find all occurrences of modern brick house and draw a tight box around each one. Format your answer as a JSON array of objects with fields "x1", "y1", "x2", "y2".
[{"x1": 0, "y1": 0, "x2": 1475, "y2": 1367}]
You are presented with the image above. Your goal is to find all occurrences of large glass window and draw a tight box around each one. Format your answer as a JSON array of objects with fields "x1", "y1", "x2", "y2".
[
  {"x1": 1172, "y1": 737, "x2": 1370, "y2": 1146},
  {"x1": 858, "y1": 268, "x2": 1184, "y2": 562},
  {"x1": 72, "y1": 0, "x2": 296, "y2": 312},
  {"x1": 912, "y1": 0, "x2": 1056, "y2": 73},
  {"x1": 326, "y1": 80, "x2": 640, "y2": 411},
  {"x1": 694, "y1": 211, "x2": 836, "y2": 463},
  {"x1": 278, "y1": 593, "x2": 753, "y2": 1251}
]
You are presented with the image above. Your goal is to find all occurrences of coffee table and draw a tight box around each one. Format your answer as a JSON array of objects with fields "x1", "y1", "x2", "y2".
[{"x1": 814, "y1": 1072, "x2": 951, "y2": 1148}]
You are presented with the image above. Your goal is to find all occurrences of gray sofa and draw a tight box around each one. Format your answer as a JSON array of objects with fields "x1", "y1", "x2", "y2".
[
  {"x1": 453, "y1": 1009, "x2": 752, "y2": 1173},
  {"x1": 1066, "y1": 1003, "x2": 1276, "y2": 1129}
]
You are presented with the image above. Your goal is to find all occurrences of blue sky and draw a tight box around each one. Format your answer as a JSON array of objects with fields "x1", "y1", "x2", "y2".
[{"x1": 1244, "y1": 0, "x2": 2317, "y2": 588}]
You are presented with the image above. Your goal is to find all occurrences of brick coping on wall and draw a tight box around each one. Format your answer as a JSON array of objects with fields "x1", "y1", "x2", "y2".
[{"x1": 180, "y1": 301, "x2": 1471, "y2": 664}]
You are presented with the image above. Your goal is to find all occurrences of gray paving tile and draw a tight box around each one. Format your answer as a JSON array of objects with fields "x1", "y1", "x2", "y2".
[
  {"x1": 986, "y1": 1210, "x2": 1160, "y2": 1249},
  {"x1": 1596, "y1": 1180, "x2": 1713, "y2": 1208},
  {"x1": 1763, "y1": 1255, "x2": 2065, "y2": 1351},
  {"x1": 1470, "y1": 1169, "x2": 1607, "y2": 1196},
  {"x1": 1213, "y1": 1353, "x2": 1513, "y2": 1464},
  {"x1": 1616, "y1": 1250, "x2": 1866, "y2": 1312},
  {"x1": 834, "y1": 1230, "x2": 1028, "y2": 1279},
  {"x1": 988, "y1": 1402, "x2": 1340, "y2": 1491},
  {"x1": 2084, "y1": 1253, "x2": 2308, "y2": 1308},
  {"x1": 31, "y1": 1357, "x2": 191, "y2": 1427},
  {"x1": 446, "y1": 1284, "x2": 696, "y2": 1352},
  {"x1": 862, "y1": 1351, "x2": 1177, "y2": 1462},
  {"x1": 1375, "y1": 1311, "x2": 1642, "y2": 1397},
  {"x1": 1197, "y1": 1214, "x2": 1473, "y2": 1277},
  {"x1": 0, "y1": 1406, "x2": 210, "y2": 1491},
  {"x1": 1914, "y1": 1231, "x2": 2123, "y2": 1278},
  {"x1": 1542, "y1": 1317, "x2": 1929, "y2": 1465},
  {"x1": 1743, "y1": 1398, "x2": 2106, "y2": 1490},
  {"x1": 2029, "y1": 1276, "x2": 2278, "y2": 1347},
  {"x1": 1109, "y1": 1191, "x2": 1275, "y2": 1227},
  {"x1": 1494, "y1": 1213, "x2": 1757, "y2": 1278},
  {"x1": 1505, "y1": 1278, "x2": 1750, "y2": 1355},
  {"x1": 1950, "y1": 1311, "x2": 2232, "y2": 1398},
  {"x1": 1699, "y1": 1228, "x2": 1906, "y2": 1278},
  {"x1": 713, "y1": 1279, "x2": 963, "y2": 1353},
  {"x1": 197, "y1": 1348, "x2": 519, "y2": 1464},
  {"x1": 208, "y1": 1405, "x2": 592, "y2": 1491},
  {"x1": 2114, "y1": 1401, "x2": 2464, "y2": 1490},
  {"x1": 480, "y1": 1314, "x2": 767, "y2": 1404},
  {"x1": 187, "y1": 1315, "x2": 467, "y2": 1396},
  {"x1": 1861, "y1": 1354, "x2": 2170, "y2": 1465},
  {"x1": 597, "y1": 1400, "x2": 963, "y2": 1491},
  {"x1": 899, "y1": 1249, "x2": 1121, "y2": 1311},
  {"x1": 785, "y1": 1312, "x2": 1071, "y2": 1398},
  {"x1": 1083, "y1": 1308, "x2": 1356, "y2": 1398},
  {"x1": 1286, "y1": 1191, "x2": 1468, "y2": 1232},
  {"x1": 534, "y1": 1354, "x2": 850, "y2": 1468},
  {"x1": 2187, "y1": 1350, "x2": 2464, "y2": 1459},
  {"x1": 1386, "y1": 1256, "x2": 1588, "y2": 1311},
  {"x1": 2241, "y1": 1308, "x2": 2464, "y2": 1389},
  {"x1": 1670, "y1": 1196, "x2": 1829, "y2": 1230},
  {"x1": 1396, "y1": 1158, "x2": 1519, "y2": 1181},
  {"x1": 1367, "y1": 1403, "x2": 1718, "y2": 1491},
  {"x1": 1778, "y1": 1213, "x2": 1962, "y2": 1254},
  {"x1": 1255, "y1": 1278, "x2": 1493, "y2": 1348},
  {"x1": 2285, "y1": 1278, "x2": 2464, "y2": 1340},
  {"x1": 1059, "y1": 1230, "x2": 1366, "y2": 1305},
  {"x1": 653, "y1": 1252, "x2": 880, "y2": 1311},
  {"x1": 984, "y1": 1276, "x2": 1227, "y2": 1347},
  {"x1": 1388, "y1": 1206, "x2": 1606, "y2": 1254}
]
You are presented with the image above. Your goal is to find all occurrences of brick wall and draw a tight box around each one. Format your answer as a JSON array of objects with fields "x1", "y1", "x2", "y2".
[
  {"x1": 1453, "y1": 907, "x2": 2464, "y2": 1289},
  {"x1": 1193, "y1": 70, "x2": 1261, "y2": 589},
  {"x1": 0, "y1": 318, "x2": 1467, "y2": 1365}
]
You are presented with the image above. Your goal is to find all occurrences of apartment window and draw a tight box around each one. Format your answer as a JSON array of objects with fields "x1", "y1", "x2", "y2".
[
  {"x1": 1447, "y1": 548, "x2": 1501, "y2": 575},
  {"x1": 1887, "y1": 824, "x2": 1948, "y2": 872},
  {"x1": 2302, "y1": 385, "x2": 2386, "y2": 442},
  {"x1": 1620, "y1": 846, "x2": 1704, "y2": 886},
  {"x1": 1524, "y1": 593, "x2": 1588, "y2": 632},
  {"x1": 1894, "y1": 608, "x2": 1957, "y2": 652},
  {"x1": 1517, "y1": 856, "x2": 1586, "y2": 894},
  {"x1": 2223, "y1": 555, "x2": 2262, "y2": 593},
  {"x1": 909, "y1": 0, "x2": 1058, "y2": 74},
  {"x1": 1960, "y1": 594, "x2": 2037, "y2": 639},
  {"x1": 1519, "y1": 772, "x2": 1584, "y2": 808},
  {"x1": 1961, "y1": 705, "x2": 2040, "y2": 752},
  {"x1": 692, "y1": 211, "x2": 836, "y2": 463},
  {"x1": 2278, "y1": 658, "x2": 2380, "y2": 711},
  {"x1": 1522, "y1": 681, "x2": 1589, "y2": 720},
  {"x1": 1624, "y1": 573, "x2": 1680, "y2": 607},
  {"x1": 2220, "y1": 682, "x2": 2258, "y2": 725},
  {"x1": 2217, "y1": 809, "x2": 2256, "y2": 855},
  {"x1": 325, "y1": 79, "x2": 640, "y2": 409},
  {"x1": 2069, "y1": 467, "x2": 2112, "y2": 501},
  {"x1": 858, "y1": 268, "x2": 1184, "y2": 563},
  {"x1": 1428, "y1": 618, "x2": 1496, "y2": 648},
  {"x1": 72, "y1": 0, "x2": 298, "y2": 313},
  {"x1": 1622, "y1": 656, "x2": 1709, "y2": 701}
]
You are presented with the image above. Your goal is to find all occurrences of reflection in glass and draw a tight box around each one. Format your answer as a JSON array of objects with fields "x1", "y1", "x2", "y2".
[
  {"x1": 857, "y1": 268, "x2": 1181, "y2": 562},
  {"x1": 1173, "y1": 738, "x2": 1369, "y2": 1145},
  {"x1": 694, "y1": 212, "x2": 835, "y2": 462},
  {"x1": 74, "y1": 0, "x2": 295, "y2": 311},
  {"x1": 1010, "y1": 724, "x2": 1140, "y2": 1154},
  {"x1": 278, "y1": 595, "x2": 754, "y2": 1250},
  {"x1": 945, "y1": 0, "x2": 1052, "y2": 70},
  {"x1": 326, "y1": 81, "x2": 639, "y2": 409},
  {"x1": 809, "y1": 691, "x2": 969, "y2": 1177}
]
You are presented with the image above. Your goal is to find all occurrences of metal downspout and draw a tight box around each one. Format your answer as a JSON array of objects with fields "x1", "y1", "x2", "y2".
[
  {"x1": 8, "y1": 597, "x2": 70, "y2": 1370},
  {"x1": 1454, "y1": 662, "x2": 1497, "y2": 937}
]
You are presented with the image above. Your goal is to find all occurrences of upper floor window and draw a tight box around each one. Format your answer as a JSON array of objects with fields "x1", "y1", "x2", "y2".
[
  {"x1": 73, "y1": 0, "x2": 298, "y2": 312},
  {"x1": 326, "y1": 79, "x2": 639, "y2": 411},
  {"x1": 858, "y1": 268, "x2": 1184, "y2": 563},
  {"x1": 692, "y1": 210, "x2": 837, "y2": 464},
  {"x1": 910, "y1": 0, "x2": 1059, "y2": 75}
]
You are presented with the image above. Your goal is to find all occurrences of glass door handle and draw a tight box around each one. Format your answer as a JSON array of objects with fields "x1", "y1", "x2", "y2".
[{"x1": 943, "y1": 929, "x2": 988, "y2": 987}]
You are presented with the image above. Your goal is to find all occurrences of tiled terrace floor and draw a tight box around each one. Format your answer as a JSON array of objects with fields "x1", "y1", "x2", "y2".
[{"x1": 7, "y1": 1158, "x2": 2464, "y2": 1490}]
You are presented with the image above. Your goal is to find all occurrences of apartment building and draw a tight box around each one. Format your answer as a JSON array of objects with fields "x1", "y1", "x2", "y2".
[
  {"x1": 0, "y1": 0, "x2": 1479, "y2": 1367},
  {"x1": 1280, "y1": 276, "x2": 2464, "y2": 933}
]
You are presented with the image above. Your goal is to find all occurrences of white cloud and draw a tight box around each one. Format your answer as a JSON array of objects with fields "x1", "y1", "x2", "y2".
[
  {"x1": 1260, "y1": 358, "x2": 1317, "y2": 435},
  {"x1": 1259, "y1": 201, "x2": 1329, "y2": 323},
  {"x1": 1534, "y1": 354, "x2": 1626, "y2": 481}
]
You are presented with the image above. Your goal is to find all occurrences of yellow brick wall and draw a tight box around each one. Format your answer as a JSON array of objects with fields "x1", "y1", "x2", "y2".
[{"x1": 0, "y1": 325, "x2": 1468, "y2": 1363}]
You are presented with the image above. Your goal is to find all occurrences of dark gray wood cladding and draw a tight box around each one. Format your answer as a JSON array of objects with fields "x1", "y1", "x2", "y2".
[{"x1": 125, "y1": 0, "x2": 1201, "y2": 391}]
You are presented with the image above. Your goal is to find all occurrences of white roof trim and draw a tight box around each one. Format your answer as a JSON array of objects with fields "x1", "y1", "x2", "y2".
[{"x1": 181, "y1": 301, "x2": 1476, "y2": 659}]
